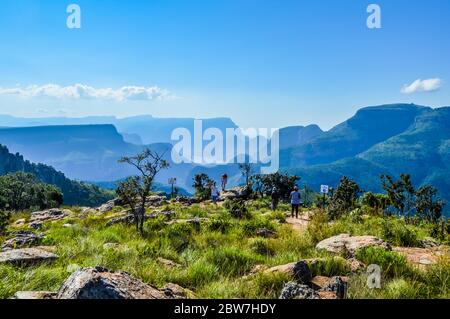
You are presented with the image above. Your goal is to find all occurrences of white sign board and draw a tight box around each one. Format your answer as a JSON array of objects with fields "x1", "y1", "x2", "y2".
[{"x1": 320, "y1": 185, "x2": 329, "y2": 194}]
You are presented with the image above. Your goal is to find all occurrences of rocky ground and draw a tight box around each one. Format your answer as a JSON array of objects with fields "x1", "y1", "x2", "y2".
[{"x1": 1, "y1": 190, "x2": 449, "y2": 299}]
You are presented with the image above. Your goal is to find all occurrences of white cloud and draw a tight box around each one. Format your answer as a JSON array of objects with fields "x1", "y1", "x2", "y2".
[
  {"x1": 0, "y1": 83, "x2": 173, "y2": 101},
  {"x1": 401, "y1": 78, "x2": 442, "y2": 94}
]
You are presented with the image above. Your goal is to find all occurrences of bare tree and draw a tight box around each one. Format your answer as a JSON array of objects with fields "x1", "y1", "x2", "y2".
[{"x1": 117, "y1": 148, "x2": 169, "y2": 234}]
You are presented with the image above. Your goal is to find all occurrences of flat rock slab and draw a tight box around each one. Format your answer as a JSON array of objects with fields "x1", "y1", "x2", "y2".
[
  {"x1": 30, "y1": 209, "x2": 68, "y2": 223},
  {"x1": 57, "y1": 267, "x2": 176, "y2": 299},
  {"x1": 0, "y1": 247, "x2": 58, "y2": 265},
  {"x1": 316, "y1": 234, "x2": 391, "y2": 255},
  {"x1": 2, "y1": 231, "x2": 44, "y2": 250},
  {"x1": 393, "y1": 246, "x2": 449, "y2": 268}
]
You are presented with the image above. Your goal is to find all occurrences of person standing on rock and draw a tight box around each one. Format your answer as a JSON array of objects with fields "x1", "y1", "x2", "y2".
[
  {"x1": 221, "y1": 173, "x2": 228, "y2": 191},
  {"x1": 271, "y1": 187, "x2": 279, "y2": 211},
  {"x1": 290, "y1": 186, "x2": 301, "y2": 218},
  {"x1": 211, "y1": 182, "x2": 219, "y2": 204}
]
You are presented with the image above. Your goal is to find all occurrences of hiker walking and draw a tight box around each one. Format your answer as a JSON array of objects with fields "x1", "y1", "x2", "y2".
[
  {"x1": 290, "y1": 186, "x2": 301, "y2": 218},
  {"x1": 221, "y1": 173, "x2": 228, "y2": 191},
  {"x1": 211, "y1": 182, "x2": 219, "y2": 204},
  {"x1": 271, "y1": 187, "x2": 279, "y2": 211}
]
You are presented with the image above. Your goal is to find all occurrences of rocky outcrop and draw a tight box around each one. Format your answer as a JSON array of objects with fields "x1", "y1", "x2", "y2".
[
  {"x1": 316, "y1": 234, "x2": 391, "y2": 255},
  {"x1": 97, "y1": 200, "x2": 116, "y2": 214},
  {"x1": 57, "y1": 267, "x2": 174, "y2": 299},
  {"x1": 30, "y1": 209, "x2": 68, "y2": 223},
  {"x1": 1, "y1": 231, "x2": 43, "y2": 250},
  {"x1": 219, "y1": 186, "x2": 248, "y2": 201},
  {"x1": 0, "y1": 247, "x2": 58, "y2": 265},
  {"x1": 279, "y1": 283, "x2": 319, "y2": 299}
]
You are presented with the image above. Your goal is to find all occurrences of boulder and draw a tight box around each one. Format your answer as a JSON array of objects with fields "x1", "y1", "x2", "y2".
[
  {"x1": 265, "y1": 259, "x2": 317, "y2": 280},
  {"x1": 56, "y1": 267, "x2": 174, "y2": 299},
  {"x1": 12, "y1": 291, "x2": 56, "y2": 299},
  {"x1": 279, "y1": 282, "x2": 319, "y2": 299},
  {"x1": 97, "y1": 200, "x2": 116, "y2": 214},
  {"x1": 321, "y1": 276, "x2": 347, "y2": 299},
  {"x1": 1, "y1": 231, "x2": 43, "y2": 250},
  {"x1": 256, "y1": 228, "x2": 277, "y2": 238},
  {"x1": 160, "y1": 283, "x2": 196, "y2": 299},
  {"x1": 29, "y1": 221, "x2": 43, "y2": 230},
  {"x1": 0, "y1": 247, "x2": 58, "y2": 265},
  {"x1": 316, "y1": 234, "x2": 391, "y2": 255},
  {"x1": 218, "y1": 186, "x2": 248, "y2": 201}
]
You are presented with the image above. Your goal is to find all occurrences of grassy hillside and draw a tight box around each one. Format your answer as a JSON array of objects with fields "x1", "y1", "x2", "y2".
[{"x1": 0, "y1": 199, "x2": 448, "y2": 299}]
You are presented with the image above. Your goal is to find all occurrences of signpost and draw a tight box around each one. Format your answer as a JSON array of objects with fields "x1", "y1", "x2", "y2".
[{"x1": 320, "y1": 185, "x2": 329, "y2": 194}]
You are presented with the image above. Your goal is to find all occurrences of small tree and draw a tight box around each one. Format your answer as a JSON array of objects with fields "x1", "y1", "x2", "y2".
[
  {"x1": 192, "y1": 173, "x2": 213, "y2": 200},
  {"x1": 252, "y1": 172, "x2": 299, "y2": 200},
  {"x1": 117, "y1": 148, "x2": 169, "y2": 234},
  {"x1": 415, "y1": 185, "x2": 444, "y2": 223},
  {"x1": 328, "y1": 177, "x2": 361, "y2": 219},
  {"x1": 381, "y1": 174, "x2": 416, "y2": 216}
]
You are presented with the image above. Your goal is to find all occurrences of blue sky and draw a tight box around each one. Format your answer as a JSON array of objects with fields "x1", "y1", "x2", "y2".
[{"x1": 0, "y1": 0, "x2": 449, "y2": 129}]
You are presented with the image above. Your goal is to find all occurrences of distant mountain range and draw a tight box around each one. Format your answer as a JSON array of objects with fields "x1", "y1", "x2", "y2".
[
  {"x1": 0, "y1": 103, "x2": 449, "y2": 213},
  {"x1": 0, "y1": 115, "x2": 238, "y2": 145}
]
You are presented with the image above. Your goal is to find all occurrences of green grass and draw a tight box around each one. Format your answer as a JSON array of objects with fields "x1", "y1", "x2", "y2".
[{"x1": 0, "y1": 200, "x2": 448, "y2": 299}]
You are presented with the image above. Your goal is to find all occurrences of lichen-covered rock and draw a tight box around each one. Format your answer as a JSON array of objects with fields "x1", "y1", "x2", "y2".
[
  {"x1": 316, "y1": 234, "x2": 391, "y2": 255},
  {"x1": 56, "y1": 267, "x2": 173, "y2": 299},
  {"x1": 279, "y1": 282, "x2": 319, "y2": 299},
  {"x1": 265, "y1": 259, "x2": 315, "y2": 282},
  {"x1": 0, "y1": 247, "x2": 58, "y2": 265},
  {"x1": 321, "y1": 276, "x2": 347, "y2": 299},
  {"x1": 256, "y1": 228, "x2": 276, "y2": 238},
  {"x1": 393, "y1": 246, "x2": 449, "y2": 268}
]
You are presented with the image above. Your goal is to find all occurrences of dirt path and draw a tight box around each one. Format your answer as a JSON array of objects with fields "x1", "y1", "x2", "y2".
[{"x1": 285, "y1": 211, "x2": 312, "y2": 232}]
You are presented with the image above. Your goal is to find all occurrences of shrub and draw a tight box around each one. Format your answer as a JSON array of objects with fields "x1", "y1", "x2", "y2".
[
  {"x1": 355, "y1": 247, "x2": 412, "y2": 278},
  {"x1": 327, "y1": 177, "x2": 362, "y2": 220},
  {"x1": 250, "y1": 238, "x2": 275, "y2": 256},
  {"x1": 309, "y1": 257, "x2": 350, "y2": 277},
  {"x1": 242, "y1": 218, "x2": 276, "y2": 237},
  {"x1": 381, "y1": 219, "x2": 421, "y2": 247},
  {"x1": 225, "y1": 199, "x2": 251, "y2": 219},
  {"x1": 207, "y1": 247, "x2": 257, "y2": 277},
  {"x1": 208, "y1": 216, "x2": 232, "y2": 233},
  {"x1": 0, "y1": 210, "x2": 10, "y2": 234}
]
